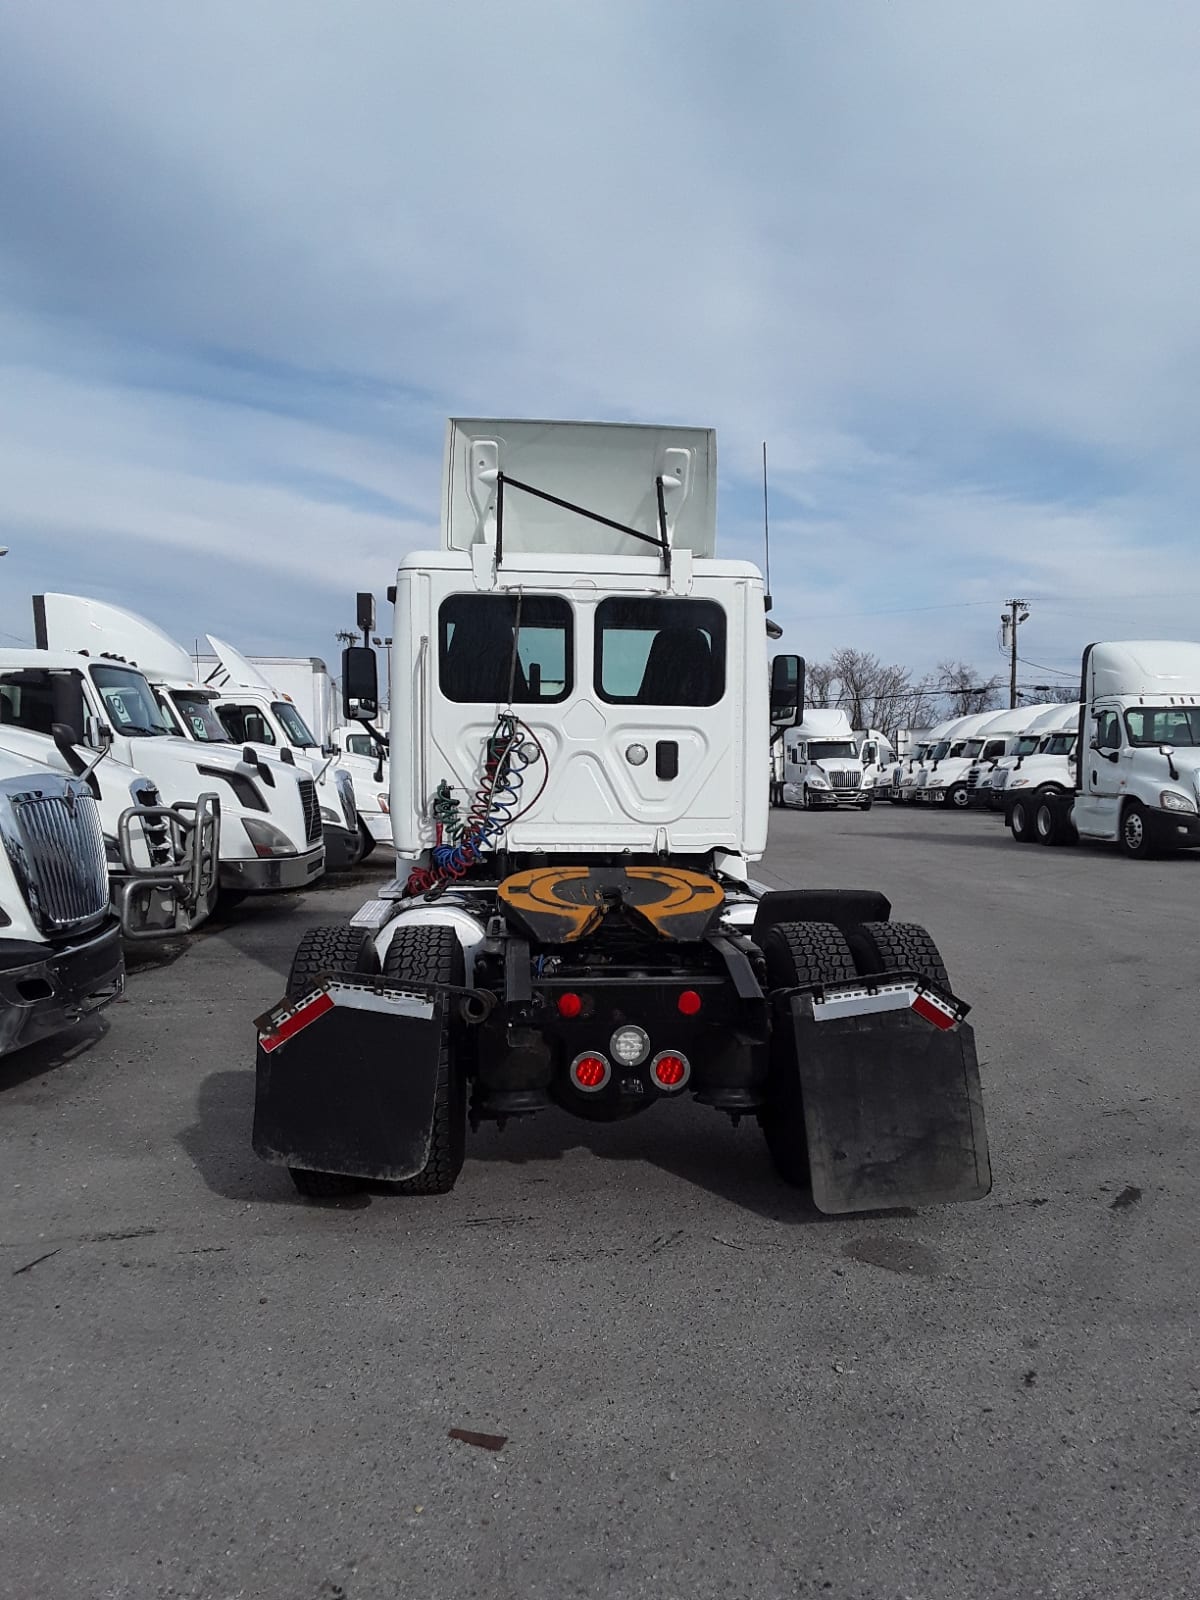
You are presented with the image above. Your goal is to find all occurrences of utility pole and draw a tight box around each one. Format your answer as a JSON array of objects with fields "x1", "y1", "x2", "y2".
[{"x1": 1001, "y1": 599, "x2": 1030, "y2": 709}]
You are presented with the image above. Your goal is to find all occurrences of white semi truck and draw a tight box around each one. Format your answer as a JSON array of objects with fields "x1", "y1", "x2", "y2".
[
  {"x1": 970, "y1": 706, "x2": 1054, "y2": 810},
  {"x1": 9, "y1": 631, "x2": 325, "y2": 900},
  {"x1": 778, "y1": 709, "x2": 872, "y2": 810},
  {"x1": 33, "y1": 597, "x2": 352, "y2": 876},
  {"x1": 916, "y1": 710, "x2": 1011, "y2": 808},
  {"x1": 1001, "y1": 702, "x2": 1079, "y2": 835},
  {"x1": 1008, "y1": 640, "x2": 1200, "y2": 856},
  {"x1": 253, "y1": 418, "x2": 990, "y2": 1215}
]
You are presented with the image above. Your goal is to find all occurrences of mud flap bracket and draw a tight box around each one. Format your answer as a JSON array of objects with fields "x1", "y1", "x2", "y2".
[{"x1": 786, "y1": 974, "x2": 991, "y2": 1213}]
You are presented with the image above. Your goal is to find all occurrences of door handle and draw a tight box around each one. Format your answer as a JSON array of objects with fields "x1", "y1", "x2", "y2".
[{"x1": 656, "y1": 740, "x2": 679, "y2": 780}]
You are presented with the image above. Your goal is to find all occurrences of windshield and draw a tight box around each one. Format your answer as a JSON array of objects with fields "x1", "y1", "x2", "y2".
[
  {"x1": 1014, "y1": 735, "x2": 1041, "y2": 755},
  {"x1": 1125, "y1": 706, "x2": 1200, "y2": 747},
  {"x1": 930, "y1": 741, "x2": 951, "y2": 760},
  {"x1": 167, "y1": 690, "x2": 230, "y2": 743},
  {"x1": 273, "y1": 701, "x2": 318, "y2": 746},
  {"x1": 808, "y1": 741, "x2": 857, "y2": 761},
  {"x1": 962, "y1": 739, "x2": 985, "y2": 758},
  {"x1": 90, "y1": 665, "x2": 173, "y2": 736},
  {"x1": 1044, "y1": 732, "x2": 1077, "y2": 756}
]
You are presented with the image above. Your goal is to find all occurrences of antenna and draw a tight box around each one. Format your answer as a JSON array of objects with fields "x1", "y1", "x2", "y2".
[{"x1": 761, "y1": 441, "x2": 772, "y2": 608}]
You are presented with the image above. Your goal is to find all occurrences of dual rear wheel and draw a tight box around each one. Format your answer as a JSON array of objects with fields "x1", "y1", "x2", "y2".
[{"x1": 758, "y1": 918, "x2": 950, "y2": 1188}]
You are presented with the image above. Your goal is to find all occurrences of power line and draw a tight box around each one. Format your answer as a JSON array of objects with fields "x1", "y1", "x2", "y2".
[{"x1": 1017, "y1": 655, "x2": 1076, "y2": 678}]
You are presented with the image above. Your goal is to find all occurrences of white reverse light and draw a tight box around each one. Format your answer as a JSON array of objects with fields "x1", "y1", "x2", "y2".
[{"x1": 610, "y1": 1025, "x2": 650, "y2": 1066}]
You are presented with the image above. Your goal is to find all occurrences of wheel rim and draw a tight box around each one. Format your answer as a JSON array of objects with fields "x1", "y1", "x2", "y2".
[
  {"x1": 952, "y1": 787, "x2": 969, "y2": 808},
  {"x1": 1013, "y1": 802, "x2": 1027, "y2": 832},
  {"x1": 1037, "y1": 807, "x2": 1051, "y2": 838},
  {"x1": 1125, "y1": 811, "x2": 1144, "y2": 849}
]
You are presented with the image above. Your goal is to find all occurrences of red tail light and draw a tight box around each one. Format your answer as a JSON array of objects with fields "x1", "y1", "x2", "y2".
[
  {"x1": 570, "y1": 1052, "x2": 610, "y2": 1092},
  {"x1": 677, "y1": 990, "x2": 702, "y2": 1016},
  {"x1": 556, "y1": 992, "x2": 582, "y2": 1019},
  {"x1": 651, "y1": 1051, "x2": 690, "y2": 1090}
]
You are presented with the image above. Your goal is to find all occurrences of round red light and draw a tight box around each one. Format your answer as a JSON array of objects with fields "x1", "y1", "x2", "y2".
[
  {"x1": 573, "y1": 1055, "x2": 608, "y2": 1089},
  {"x1": 557, "y1": 992, "x2": 582, "y2": 1019},
  {"x1": 653, "y1": 1053, "x2": 687, "y2": 1087},
  {"x1": 677, "y1": 990, "x2": 702, "y2": 1016}
]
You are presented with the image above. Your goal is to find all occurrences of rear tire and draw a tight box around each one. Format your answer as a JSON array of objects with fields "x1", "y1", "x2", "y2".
[
  {"x1": 1034, "y1": 793, "x2": 1074, "y2": 846},
  {"x1": 759, "y1": 921, "x2": 856, "y2": 1188},
  {"x1": 285, "y1": 926, "x2": 381, "y2": 1198},
  {"x1": 1009, "y1": 796, "x2": 1036, "y2": 842},
  {"x1": 851, "y1": 920, "x2": 951, "y2": 991},
  {"x1": 382, "y1": 925, "x2": 466, "y2": 1195}
]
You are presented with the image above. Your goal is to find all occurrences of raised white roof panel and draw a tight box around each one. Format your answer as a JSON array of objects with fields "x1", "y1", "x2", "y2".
[
  {"x1": 34, "y1": 593, "x2": 198, "y2": 683},
  {"x1": 1088, "y1": 641, "x2": 1200, "y2": 700},
  {"x1": 442, "y1": 418, "x2": 717, "y2": 558}
]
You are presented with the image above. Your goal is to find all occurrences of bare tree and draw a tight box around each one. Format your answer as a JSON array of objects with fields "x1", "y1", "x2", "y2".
[
  {"x1": 1021, "y1": 684, "x2": 1077, "y2": 706},
  {"x1": 934, "y1": 659, "x2": 1002, "y2": 718},
  {"x1": 802, "y1": 650, "x2": 936, "y2": 738},
  {"x1": 804, "y1": 657, "x2": 837, "y2": 709}
]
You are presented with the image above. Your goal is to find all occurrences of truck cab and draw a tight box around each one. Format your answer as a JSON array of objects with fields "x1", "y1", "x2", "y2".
[
  {"x1": 779, "y1": 710, "x2": 871, "y2": 810},
  {"x1": 918, "y1": 711, "x2": 1005, "y2": 808},
  {"x1": 1002, "y1": 702, "x2": 1079, "y2": 815},
  {"x1": 1007, "y1": 643, "x2": 1200, "y2": 856},
  {"x1": 971, "y1": 707, "x2": 1052, "y2": 810},
  {"x1": 253, "y1": 418, "x2": 989, "y2": 1216},
  {"x1": 11, "y1": 629, "x2": 325, "y2": 898}
]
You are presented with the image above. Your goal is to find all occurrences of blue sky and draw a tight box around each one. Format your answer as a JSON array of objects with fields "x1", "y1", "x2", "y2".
[{"x1": 3, "y1": 0, "x2": 1199, "y2": 687}]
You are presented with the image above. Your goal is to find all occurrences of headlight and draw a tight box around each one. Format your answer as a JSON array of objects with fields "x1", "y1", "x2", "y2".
[
  {"x1": 242, "y1": 817, "x2": 296, "y2": 858},
  {"x1": 320, "y1": 805, "x2": 341, "y2": 825},
  {"x1": 928, "y1": 778, "x2": 945, "y2": 788},
  {"x1": 1010, "y1": 779, "x2": 1029, "y2": 789},
  {"x1": 810, "y1": 777, "x2": 830, "y2": 788},
  {"x1": 1160, "y1": 790, "x2": 1197, "y2": 814}
]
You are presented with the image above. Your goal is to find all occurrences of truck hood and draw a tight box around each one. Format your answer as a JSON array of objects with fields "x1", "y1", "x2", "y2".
[
  {"x1": 443, "y1": 418, "x2": 716, "y2": 557},
  {"x1": 34, "y1": 593, "x2": 200, "y2": 683},
  {"x1": 206, "y1": 635, "x2": 279, "y2": 693}
]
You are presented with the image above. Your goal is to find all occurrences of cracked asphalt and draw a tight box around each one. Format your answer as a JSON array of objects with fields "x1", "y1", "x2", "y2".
[{"x1": 3, "y1": 807, "x2": 1197, "y2": 1600}]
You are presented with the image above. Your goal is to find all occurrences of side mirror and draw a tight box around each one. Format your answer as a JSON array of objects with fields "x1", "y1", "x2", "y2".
[
  {"x1": 769, "y1": 654, "x2": 804, "y2": 729},
  {"x1": 322, "y1": 742, "x2": 337, "y2": 758},
  {"x1": 1160, "y1": 742, "x2": 1179, "y2": 780},
  {"x1": 342, "y1": 645, "x2": 379, "y2": 722},
  {"x1": 51, "y1": 722, "x2": 87, "y2": 776}
]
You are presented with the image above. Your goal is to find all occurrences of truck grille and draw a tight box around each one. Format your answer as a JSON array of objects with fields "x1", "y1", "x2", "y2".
[
  {"x1": 828, "y1": 770, "x2": 861, "y2": 791},
  {"x1": 991, "y1": 769, "x2": 1010, "y2": 792},
  {"x1": 3, "y1": 782, "x2": 109, "y2": 935},
  {"x1": 298, "y1": 778, "x2": 321, "y2": 845},
  {"x1": 967, "y1": 771, "x2": 979, "y2": 790}
]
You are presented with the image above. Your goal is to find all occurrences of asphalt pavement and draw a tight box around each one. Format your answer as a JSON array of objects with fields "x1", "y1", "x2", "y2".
[{"x1": 3, "y1": 807, "x2": 1198, "y2": 1600}]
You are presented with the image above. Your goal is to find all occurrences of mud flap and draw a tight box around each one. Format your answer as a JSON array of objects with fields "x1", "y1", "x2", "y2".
[
  {"x1": 252, "y1": 975, "x2": 445, "y2": 1182},
  {"x1": 788, "y1": 976, "x2": 991, "y2": 1213}
]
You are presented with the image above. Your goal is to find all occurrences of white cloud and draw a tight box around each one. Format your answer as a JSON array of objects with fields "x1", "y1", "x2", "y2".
[{"x1": 2, "y1": 0, "x2": 1200, "y2": 675}]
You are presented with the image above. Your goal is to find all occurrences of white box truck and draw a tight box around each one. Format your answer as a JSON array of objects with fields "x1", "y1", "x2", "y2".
[{"x1": 252, "y1": 418, "x2": 990, "y2": 1215}]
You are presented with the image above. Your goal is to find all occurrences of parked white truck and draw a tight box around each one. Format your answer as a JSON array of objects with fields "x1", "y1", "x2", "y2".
[
  {"x1": 980, "y1": 703, "x2": 1068, "y2": 810},
  {"x1": 33, "y1": 597, "x2": 346, "y2": 878},
  {"x1": 778, "y1": 709, "x2": 872, "y2": 810},
  {"x1": 252, "y1": 417, "x2": 989, "y2": 1215},
  {"x1": 917, "y1": 711, "x2": 1010, "y2": 808},
  {"x1": 1007, "y1": 642, "x2": 1200, "y2": 857},
  {"x1": 1002, "y1": 703, "x2": 1079, "y2": 837},
  {"x1": 13, "y1": 626, "x2": 325, "y2": 899}
]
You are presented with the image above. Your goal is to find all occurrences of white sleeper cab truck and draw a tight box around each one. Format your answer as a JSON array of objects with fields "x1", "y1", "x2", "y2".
[
  {"x1": 0, "y1": 722, "x2": 218, "y2": 938},
  {"x1": 1003, "y1": 703, "x2": 1079, "y2": 838},
  {"x1": 1008, "y1": 641, "x2": 1200, "y2": 857},
  {"x1": 779, "y1": 709, "x2": 871, "y2": 810},
  {"x1": 252, "y1": 418, "x2": 990, "y2": 1215},
  {"x1": 856, "y1": 729, "x2": 895, "y2": 797},
  {"x1": 917, "y1": 711, "x2": 1007, "y2": 808},
  {"x1": 973, "y1": 707, "x2": 1052, "y2": 811},
  {"x1": 201, "y1": 638, "x2": 362, "y2": 868},
  {"x1": 9, "y1": 634, "x2": 325, "y2": 900},
  {"x1": 890, "y1": 721, "x2": 952, "y2": 803},
  {"x1": 0, "y1": 746, "x2": 126, "y2": 1056},
  {"x1": 34, "y1": 597, "x2": 360, "y2": 873}
]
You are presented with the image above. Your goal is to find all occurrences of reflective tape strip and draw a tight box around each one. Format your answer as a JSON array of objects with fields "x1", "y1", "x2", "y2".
[
  {"x1": 260, "y1": 990, "x2": 334, "y2": 1053},
  {"x1": 258, "y1": 980, "x2": 435, "y2": 1053},
  {"x1": 911, "y1": 992, "x2": 958, "y2": 1031}
]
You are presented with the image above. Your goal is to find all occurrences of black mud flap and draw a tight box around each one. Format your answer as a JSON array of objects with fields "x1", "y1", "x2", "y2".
[
  {"x1": 252, "y1": 975, "x2": 445, "y2": 1182},
  {"x1": 788, "y1": 975, "x2": 991, "y2": 1214}
]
